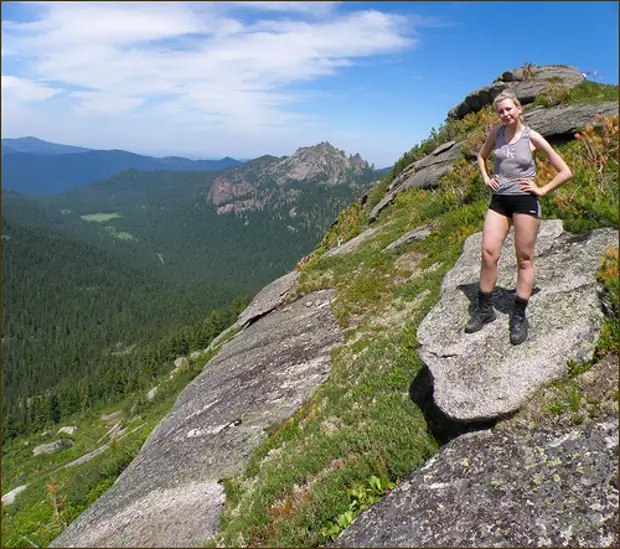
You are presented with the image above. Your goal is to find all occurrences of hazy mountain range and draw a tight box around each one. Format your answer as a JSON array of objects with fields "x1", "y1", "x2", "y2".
[{"x1": 1, "y1": 136, "x2": 243, "y2": 195}]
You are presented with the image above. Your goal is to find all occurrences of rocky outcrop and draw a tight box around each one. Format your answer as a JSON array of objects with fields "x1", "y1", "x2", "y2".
[
  {"x1": 100, "y1": 411, "x2": 123, "y2": 425},
  {"x1": 369, "y1": 141, "x2": 471, "y2": 221},
  {"x1": 2, "y1": 485, "x2": 28, "y2": 506},
  {"x1": 324, "y1": 225, "x2": 386, "y2": 257},
  {"x1": 169, "y1": 356, "x2": 189, "y2": 379},
  {"x1": 206, "y1": 176, "x2": 254, "y2": 206},
  {"x1": 448, "y1": 65, "x2": 584, "y2": 120},
  {"x1": 33, "y1": 438, "x2": 73, "y2": 456},
  {"x1": 416, "y1": 220, "x2": 618, "y2": 422},
  {"x1": 274, "y1": 142, "x2": 370, "y2": 186},
  {"x1": 524, "y1": 101, "x2": 619, "y2": 140},
  {"x1": 50, "y1": 289, "x2": 344, "y2": 548},
  {"x1": 383, "y1": 223, "x2": 435, "y2": 254},
  {"x1": 369, "y1": 99, "x2": 616, "y2": 223},
  {"x1": 234, "y1": 270, "x2": 300, "y2": 328},
  {"x1": 205, "y1": 142, "x2": 376, "y2": 216},
  {"x1": 333, "y1": 415, "x2": 618, "y2": 547}
]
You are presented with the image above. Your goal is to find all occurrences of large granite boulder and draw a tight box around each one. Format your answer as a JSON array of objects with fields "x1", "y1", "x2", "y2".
[
  {"x1": 33, "y1": 438, "x2": 74, "y2": 456},
  {"x1": 448, "y1": 65, "x2": 584, "y2": 120},
  {"x1": 332, "y1": 415, "x2": 618, "y2": 547},
  {"x1": 416, "y1": 220, "x2": 617, "y2": 422},
  {"x1": 50, "y1": 289, "x2": 343, "y2": 548}
]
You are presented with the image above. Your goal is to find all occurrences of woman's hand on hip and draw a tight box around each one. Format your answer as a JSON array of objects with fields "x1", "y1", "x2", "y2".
[
  {"x1": 520, "y1": 178, "x2": 544, "y2": 196},
  {"x1": 485, "y1": 176, "x2": 500, "y2": 191}
]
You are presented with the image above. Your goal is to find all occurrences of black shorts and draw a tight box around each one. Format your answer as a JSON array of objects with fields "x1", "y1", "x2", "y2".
[{"x1": 489, "y1": 194, "x2": 541, "y2": 219}]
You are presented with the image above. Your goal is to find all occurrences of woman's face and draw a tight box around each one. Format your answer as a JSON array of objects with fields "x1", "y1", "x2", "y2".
[{"x1": 495, "y1": 99, "x2": 521, "y2": 124}]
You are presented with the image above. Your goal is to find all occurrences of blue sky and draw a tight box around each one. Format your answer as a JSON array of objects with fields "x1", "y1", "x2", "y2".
[{"x1": 2, "y1": 1, "x2": 618, "y2": 167}]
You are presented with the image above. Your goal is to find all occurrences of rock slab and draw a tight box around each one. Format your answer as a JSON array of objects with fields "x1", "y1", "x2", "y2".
[
  {"x1": 524, "y1": 101, "x2": 619, "y2": 139},
  {"x1": 50, "y1": 289, "x2": 343, "y2": 548},
  {"x1": 2, "y1": 484, "x2": 28, "y2": 506},
  {"x1": 234, "y1": 270, "x2": 300, "y2": 328},
  {"x1": 417, "y1": 220, "x2": 618, "y2": 421},
  {"x1": 33, "y1": 438, "x2": 74, "y2": 456},
  {"x1": 332, "y1": 419, "x2": 618, "y2": 547},
  {"x1": 383, "y1": 223, "x2": 434, "y2": 254}
]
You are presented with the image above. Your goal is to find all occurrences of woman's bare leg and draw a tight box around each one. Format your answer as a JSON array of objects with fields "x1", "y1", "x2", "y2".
[
  {"x1": 479, "y1": 209, "x2": 511, "y2": 293},
  {"x1": 512, "y1": 213, "x2": 540, "y2": 299}
]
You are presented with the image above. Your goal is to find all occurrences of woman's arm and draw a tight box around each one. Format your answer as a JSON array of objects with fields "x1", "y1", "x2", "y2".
[
  {"x1": 521, "y1": 130, "x2": 572, "y2": 196},
  {"x1": 478, "y1": 124, "x2": 500, "y2": 191}
]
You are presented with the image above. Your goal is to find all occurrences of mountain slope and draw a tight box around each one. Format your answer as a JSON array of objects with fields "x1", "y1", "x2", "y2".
[
  {"x1": 0, "y1": 142, "x2": 381, "y2": 444},
  {"x1": 3, "y1": 64, "x2": 618, "y2": 549}
]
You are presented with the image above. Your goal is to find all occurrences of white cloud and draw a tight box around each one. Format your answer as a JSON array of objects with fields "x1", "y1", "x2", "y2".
[
  {"x1": 3, "y1": 3, "x2": 418, "y2": 114},
  {"x1": 1, "y1": 75, "x2": 62, "y2": 101},
  {"x1": 70, "y1": 91, "x2": 144, "y2": 115}
]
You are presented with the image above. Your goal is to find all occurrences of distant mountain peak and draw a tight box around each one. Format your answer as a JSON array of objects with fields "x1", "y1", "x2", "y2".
[{"x1": 273, "y1": 141, "x2": 371, "y2": 186}]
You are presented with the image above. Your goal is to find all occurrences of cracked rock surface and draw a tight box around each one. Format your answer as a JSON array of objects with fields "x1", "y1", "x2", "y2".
[
  {"x1": 417, "y1": 220, "x2": 618, "y2": 422},
  {"x1": 333, "y1": 419, "x2": 618, "y2": 547},
  {"x1": 50, "y1": 289, "x2": 343, "y2": 548}
]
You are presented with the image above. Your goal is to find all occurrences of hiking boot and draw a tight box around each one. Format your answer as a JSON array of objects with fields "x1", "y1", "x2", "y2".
[
  {"x1": 510, "y1": 309, "x2": 529, "y2": 345},
  {"x1": 465, "y1": 290, "x2": 496, "y2": 333},
  {"x1": 465, "y1": 305, "x2": 496, "y2": 333}
]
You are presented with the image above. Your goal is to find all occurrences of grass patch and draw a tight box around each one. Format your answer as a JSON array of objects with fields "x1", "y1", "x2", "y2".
[
  {"x1": 112, "y1": 231, "x2": 136, "y2": 241},
  {"x1": 103, "y1": 225, "x2": 137, "y2": 241},
  {"x1": 80, "y1": 212, "x2": 122, "y2": 223},
  {"x1": 565, "y1": 80, "x2": 618, "y2": 104}
]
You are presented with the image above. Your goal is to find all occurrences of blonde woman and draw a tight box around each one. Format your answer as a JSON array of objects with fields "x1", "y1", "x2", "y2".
[{"x1": 465, "y1": 91, "x2": 572, "y2": 344}]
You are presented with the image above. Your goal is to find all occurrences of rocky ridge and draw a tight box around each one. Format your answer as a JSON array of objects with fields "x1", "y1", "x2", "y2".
[
  {"x1": 447, "y1": 64, "x2": 585, "y2": 120},
  {"x1": 369, "y1": 87, "x2": 617, "y2": 221},
  {"x1": 206, "y1": 142, "x2": 376, "y2": 214}
]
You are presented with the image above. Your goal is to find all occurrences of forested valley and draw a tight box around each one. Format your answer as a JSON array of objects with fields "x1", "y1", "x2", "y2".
[{"x1": 2, "y1": 156, "x2": 378, "y2": 441}]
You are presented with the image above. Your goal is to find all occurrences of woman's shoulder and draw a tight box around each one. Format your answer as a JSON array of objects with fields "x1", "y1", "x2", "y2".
[
  {"x1": 488, "y1": 123, "x2": 503, "y2": 138},
  {"x1": 527, "y1": 127, "x2": 545, "y2": 144}
]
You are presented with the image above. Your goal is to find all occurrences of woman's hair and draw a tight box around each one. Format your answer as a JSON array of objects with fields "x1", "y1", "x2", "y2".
[{"x1": 493, "y1": 90, "x2": 522, "y2": 110}]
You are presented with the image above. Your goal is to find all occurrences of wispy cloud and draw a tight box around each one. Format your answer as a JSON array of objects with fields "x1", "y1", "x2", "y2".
[
  {"x1": 2, "y1": 1, "x2": 423, "y2": 128},
  {"x1": 2, "y1": 75, "x2": 62, "y2": 101}
]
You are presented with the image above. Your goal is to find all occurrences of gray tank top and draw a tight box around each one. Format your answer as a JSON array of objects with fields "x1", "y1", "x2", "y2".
[{"x1": 493, "y1": 125, "x2": 536, "y2": 195}]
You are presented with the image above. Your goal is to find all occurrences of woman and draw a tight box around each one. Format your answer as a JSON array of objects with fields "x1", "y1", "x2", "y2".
[{"x1": 465, "y1": 90, "x2": 572, "y2": 345}]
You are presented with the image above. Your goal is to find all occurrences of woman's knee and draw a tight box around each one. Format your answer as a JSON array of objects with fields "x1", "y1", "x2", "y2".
[
  {"x1": 481, "y1": 246, "x2": 500, "y2": 266},
  {"x1": 516, "y1": 253, "x2": 534, "y2": 271}
]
